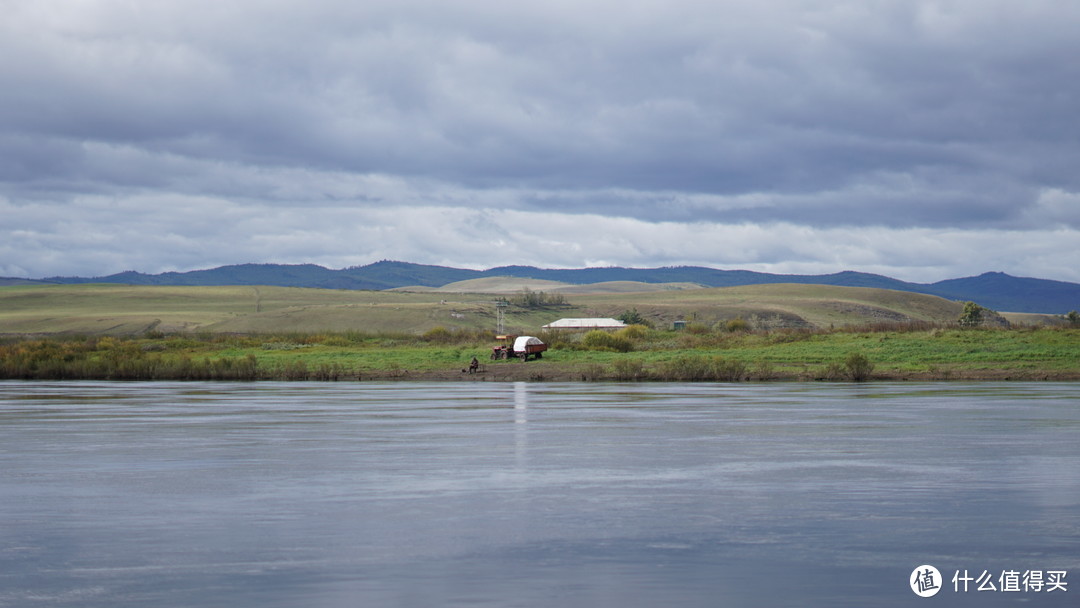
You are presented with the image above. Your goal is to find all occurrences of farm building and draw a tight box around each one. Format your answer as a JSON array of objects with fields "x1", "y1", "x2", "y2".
[{"x1": 542, "y1": 318, "x2": 627, "y2": 331}]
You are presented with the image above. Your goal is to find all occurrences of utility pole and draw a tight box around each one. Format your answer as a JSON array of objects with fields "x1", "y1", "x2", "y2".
[{"x1": 495, "y1": 300, "x2": 508, "y2": 334}]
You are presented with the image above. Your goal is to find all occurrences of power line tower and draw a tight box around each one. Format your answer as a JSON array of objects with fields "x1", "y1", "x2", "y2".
[{"x1": 495, "y1": 300, "x2": 508, "y2": 334}]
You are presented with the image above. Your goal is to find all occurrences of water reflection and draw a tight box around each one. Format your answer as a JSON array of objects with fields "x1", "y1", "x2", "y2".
[{"x1": 514, "y1": 381, "x2": 528, "y2": 469}]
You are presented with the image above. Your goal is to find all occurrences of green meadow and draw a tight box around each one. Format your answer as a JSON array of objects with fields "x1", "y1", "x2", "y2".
[{"x1": 2, "y1": 324, "x2": 1078, "y2": 382}]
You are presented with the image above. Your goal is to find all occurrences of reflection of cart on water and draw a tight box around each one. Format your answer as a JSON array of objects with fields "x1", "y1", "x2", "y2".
[{"x1": 490, "y1": 335, "x2": 547, "y2": 362}]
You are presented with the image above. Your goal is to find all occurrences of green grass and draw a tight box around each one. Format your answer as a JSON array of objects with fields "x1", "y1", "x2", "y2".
[{"x1": 3, "y1": 326, "x2": 1078, "y2": 381}]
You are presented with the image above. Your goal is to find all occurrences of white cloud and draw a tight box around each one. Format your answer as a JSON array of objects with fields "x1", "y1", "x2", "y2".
[
  {"x1": 2, "y1": 1, "x2": 1079, "y2": 283},
  {"x1": 6, "y1": 189, "x2": 1078, "y2": 283}
]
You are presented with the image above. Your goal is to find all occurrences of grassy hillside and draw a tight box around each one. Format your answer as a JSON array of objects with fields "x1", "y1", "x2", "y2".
[
  {"x1": 574, "y1": 283, "x2": 972, "y2": 329},
  {"x1": 0, "y1": 284, "x2": 548, "y2": 335},
  {"x1": 0, "y1": 282, "x2": 996, "y2": 337}
]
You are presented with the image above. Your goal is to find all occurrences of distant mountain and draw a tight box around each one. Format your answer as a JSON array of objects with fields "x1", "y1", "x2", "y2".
[
  {"x1": 0, "y1": 277, "x2": 54, "y2": 286},
  {"x1": 924, "y1": 272, "x2": 1080, "y2": 315},
  {"x1": 40, "y1": 261, "x2": 1080, "y2": 313}
]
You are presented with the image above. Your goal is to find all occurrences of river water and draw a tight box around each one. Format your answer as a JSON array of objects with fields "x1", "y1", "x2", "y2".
[{"x1": 1, "y1": 381, "x2": 1077, "y2": 607}]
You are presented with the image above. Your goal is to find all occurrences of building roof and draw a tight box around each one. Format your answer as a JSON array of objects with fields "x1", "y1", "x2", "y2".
[{"x1": 542, "y1": 318, "x2": 627, "y2": 329}]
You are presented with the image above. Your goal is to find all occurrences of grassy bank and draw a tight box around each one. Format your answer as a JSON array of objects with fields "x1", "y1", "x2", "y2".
[{"x1": 2, "y1": 324, "x2": 1078, "y2": 382}]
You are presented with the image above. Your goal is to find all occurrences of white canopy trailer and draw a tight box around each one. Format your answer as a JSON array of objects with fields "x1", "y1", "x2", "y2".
[
  {"x1": 513, "y1": 336, "x2": 545, "y2": 355},
  {"x1": 491, "y1": 335, "x2": 547, "y2": 361}
]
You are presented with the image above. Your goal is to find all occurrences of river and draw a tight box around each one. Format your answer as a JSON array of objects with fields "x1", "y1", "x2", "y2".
[{"x1": 1, "y1": 381, "x2": 1078, "y2": 606}]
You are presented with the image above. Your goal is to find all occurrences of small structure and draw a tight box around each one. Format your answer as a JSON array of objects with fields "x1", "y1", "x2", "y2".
[{"x1": 541, "y1": 318, "x2": 627, "y2": 331}]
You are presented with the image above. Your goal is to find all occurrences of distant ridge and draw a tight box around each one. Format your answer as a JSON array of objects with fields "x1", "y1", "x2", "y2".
[{"x1": 37, "y1": 260, "x2": 1080, "y2": 313}]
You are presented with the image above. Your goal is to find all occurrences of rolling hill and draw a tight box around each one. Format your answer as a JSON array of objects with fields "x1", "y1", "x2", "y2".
[
  {"x1": 0, "y1": 282, "x2": 1010, "y2": 336},
  {"x1": 26, "y1": 260, "x2": 1080, "y2": 313}
]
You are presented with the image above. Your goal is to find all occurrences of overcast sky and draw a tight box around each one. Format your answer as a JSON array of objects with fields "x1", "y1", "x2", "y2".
[{"x1": 2, "y1": 0, "x2": 1079, "y2": 283}]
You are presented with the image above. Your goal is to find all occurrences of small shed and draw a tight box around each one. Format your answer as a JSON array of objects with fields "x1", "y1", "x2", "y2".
[{"x1": 542, "y1": 318, "x2": 627, "y2": 331}]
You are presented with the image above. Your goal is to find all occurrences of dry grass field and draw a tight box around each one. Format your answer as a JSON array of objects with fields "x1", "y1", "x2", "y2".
[{"x1": 0, "y1": 280, "x2": 1033, "y2": 337}]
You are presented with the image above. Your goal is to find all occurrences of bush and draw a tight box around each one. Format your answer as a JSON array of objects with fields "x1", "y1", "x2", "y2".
[
  {"x1": 751, "y1": 360, "x2": 776, "y2": 381},
  {"x1": 656, "y1": 355, "x2": 746, "y2": 381},
  {"x1": 844, "y1": 352, "x2": 875, "y2": 382},
  {"x1": 580, "y1": 330, "x2": 634, "y2": 353},
  {"x1": 536, "y1": 330, "x2": 572, "y2": 350},
  {"x1": 616, "y1": 324, "x2": 650, "y2": 341},
  {"x1": 713, "y1": 357, "x2": 748, "y2": 381},
  {"x1": 817, "y1": 362, "x2": 846, "y2": 381},
  {"x1": 724, "y1": 317, "x2": 750, "y2": 333},
  {"x1": 611, "y1": 358, "x2": 646, "y2": 381},
  {"x1": 657, "y1": 355, "x2": 712, "y2": 381},
  {"x1": 959, "y1": 302, "x2": 984, "y2": 327},
  {"x1": 421, "y1": 326, "x2": 453, "y2": 343},
  {"x1": 617, "y1": 308, "x2": 652, "y2": 328},
  {"x1": 685, "y1": 322, "x2": 711, "y2": 335}
]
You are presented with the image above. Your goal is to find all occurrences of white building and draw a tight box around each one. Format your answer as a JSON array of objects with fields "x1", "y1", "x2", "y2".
[{"x1": 541, "y1": 318, "x2": 627, "y2": 330}]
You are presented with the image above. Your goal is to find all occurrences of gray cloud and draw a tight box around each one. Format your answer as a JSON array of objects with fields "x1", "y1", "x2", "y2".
[{"x1": 2, "y1": 0, "x2": 1079, "y2": 281}]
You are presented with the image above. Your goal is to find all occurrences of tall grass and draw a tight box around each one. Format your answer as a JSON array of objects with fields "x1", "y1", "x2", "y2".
[{"x1": 0, "y1": 337, "x2": 262, "y2": 380}]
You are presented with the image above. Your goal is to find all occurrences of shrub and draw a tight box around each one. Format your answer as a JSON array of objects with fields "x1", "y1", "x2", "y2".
[
  {"x1": 616, "y1": 324, "x2": 650, "y2": 341},
  {"x1": 751, "y1": 360, "x2": 776, "y2": 381},
  {"x1": 580, "y1": 330, "x2": 634, "y2": 353},
  {"x1": 421, "y1": 326, "x2": 453, "y2": 343},
  {"x1": 724, "y1": 317, "x2": 750, "y2": 333},
  {"x1": 712, "y1": 357, "x2": 748, "y2": 381},
  {"x1": 611, "y1": 358, "x2": 646, "y2": 381},
  {"x1": 656, "y1": 355, "x2": 746, "y2": 381},
  {"x1": 657, "y1": 355, "x2": 712, "y2": 381},
  {"x1": 844, "y1": 352, "x2": 875, "y2": 382},
  {"x1": 685, "y1": 322, "x2": 711, "y2": 335},
  {"x1": 536, "y1": 330, "x2": 573, "y2": 350},
  {"x1": 959, "y1": 301, "x2": 985, "y2": 327},
  {"x1": 817, "y1": 362, "x2": 846, "y2": 381},
  {"x1": 617, "y1": 309, "x2": 653, "y2": 328}
]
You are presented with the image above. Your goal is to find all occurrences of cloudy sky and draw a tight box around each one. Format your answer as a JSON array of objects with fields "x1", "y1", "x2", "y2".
[{"x1": 2, "y1": 0, "x2": 1079, "y2": 283}]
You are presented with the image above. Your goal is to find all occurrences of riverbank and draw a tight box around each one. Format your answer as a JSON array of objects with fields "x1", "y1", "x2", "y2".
[
  {"x1": 358, "y1": 364, "x2": 1080, "y2": 382},
  {"x1": 3, "y1": 325, "x2": 1078, "y2": 382}
]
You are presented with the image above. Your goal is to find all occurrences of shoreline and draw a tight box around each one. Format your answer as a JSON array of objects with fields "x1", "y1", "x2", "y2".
[{"x1": 353, "y1": 363, "x2": 1080, "y2": 383}]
